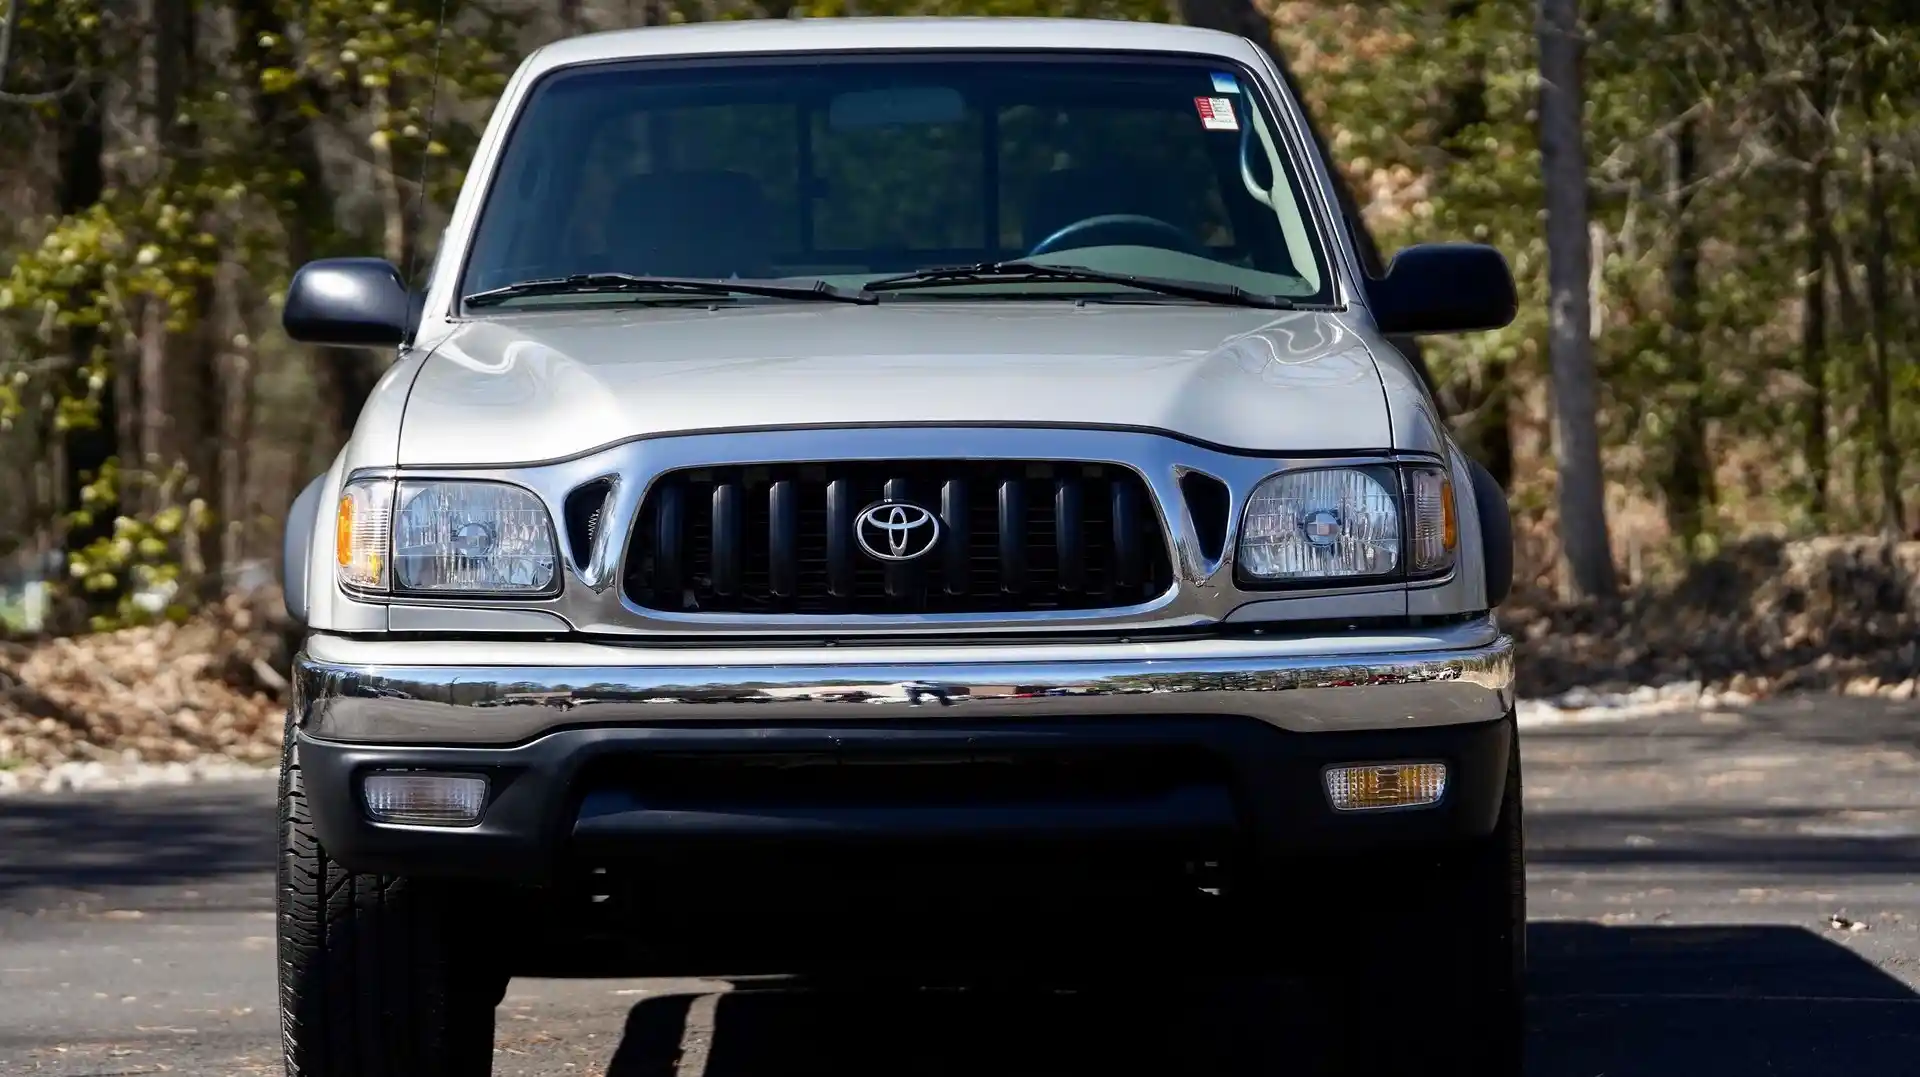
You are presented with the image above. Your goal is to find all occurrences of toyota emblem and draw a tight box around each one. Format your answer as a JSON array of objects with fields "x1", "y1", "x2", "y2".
[{"x1": 855, "y1": 500, "x2": 941, "y2": 562}]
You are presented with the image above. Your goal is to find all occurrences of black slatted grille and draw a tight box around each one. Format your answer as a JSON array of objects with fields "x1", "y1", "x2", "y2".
[{"x1": 623, "y1": 461, "x2": 1174, "y2": 614}]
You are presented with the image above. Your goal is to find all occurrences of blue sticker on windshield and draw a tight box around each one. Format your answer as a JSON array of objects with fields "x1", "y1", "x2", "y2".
[{"x1": 1210, "y1": 72, "x2": 1240, "y2": 94}]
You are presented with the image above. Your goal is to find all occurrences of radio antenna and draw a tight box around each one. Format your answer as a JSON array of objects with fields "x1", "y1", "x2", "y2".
[{"x1": 404, "y1": 0, "x2": 452, "y2": 292}]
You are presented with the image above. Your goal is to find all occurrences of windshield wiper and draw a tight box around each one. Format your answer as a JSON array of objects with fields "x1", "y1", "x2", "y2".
[
  {"x1": 862, "y1": 261, "x2": 1295, "y2": 310},
  {"x1": 463, "y1": 272, "x2": 877, "y2": 308}
]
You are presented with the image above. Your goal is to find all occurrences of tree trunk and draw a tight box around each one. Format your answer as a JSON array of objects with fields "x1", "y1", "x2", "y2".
[
  {"x1": 231, "y1": 0, "x2": 383, "y2": 446},
  {"x1": 138, "y1": 0, "x2": 187, "y2": 488},
  {"x1": 136, "y1": 0, "x2": 180, "y2": 495},
  {"x1": 56, "y1": 66, "x2": 116, "y2": 628},
  {"x1": 1656, "y1": 0, "x2": 1711, "y2": 547},
  {"x1": 216, "y1": 263, "x2": 254, "y2": 574},
  {"x1": 1859, "y1": 66, "x2": 1904, "y2": 536},
  {"x1": 1536, "y1": 0, "x2": 1617, "y2": 599},
  {"x1": 1433, "y1": 0, "x2": 1512, "y2": 486},
  {"x1": 1799, "y1": 10, "x2": 1834, "y2": 527},
  {"x1": 140, "y1": 0, "x2": 225, "y2": 597}
]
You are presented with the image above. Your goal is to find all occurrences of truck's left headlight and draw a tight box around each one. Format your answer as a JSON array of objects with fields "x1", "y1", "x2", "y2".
[
  {"x1": 1236, "y1": 464, "x2": 1458, "y2": 584},
  {"x1": 1238, "y1": 467, "x2": 1401, "y2": 582},
  {"x1": 336, "y1": 478, "x2": 558, "y2": 595}
]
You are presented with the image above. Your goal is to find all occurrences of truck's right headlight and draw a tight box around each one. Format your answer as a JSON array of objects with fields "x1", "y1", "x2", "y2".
[
  {"x1": 336, "y1": 477, "x2": 559, "y2": 596},
  {"x1": 1236, "y1": 464, "x2": 1459, "y2": 584}
]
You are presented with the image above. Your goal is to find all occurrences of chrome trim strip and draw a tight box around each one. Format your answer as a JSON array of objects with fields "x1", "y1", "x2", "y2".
[
  {"x1": 345, "y1": 427, "x2": 1468, "y2": 636},
  {"x1": 295, "y1": 623, "x2": 1514, "y2": 745}
]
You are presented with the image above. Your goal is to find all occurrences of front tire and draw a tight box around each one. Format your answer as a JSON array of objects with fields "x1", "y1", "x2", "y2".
[{"x1": 277, "y1": 719, "x2": 505, "y2": 1076}]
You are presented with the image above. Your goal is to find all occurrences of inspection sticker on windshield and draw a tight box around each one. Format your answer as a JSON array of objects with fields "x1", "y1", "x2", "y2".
[
  {"x1": 1210, "y1": 72, "x2": 1240, "y2": 93},
  {"x1": 1194, "y1": 96, "x2": 1239, "y2": 131}
]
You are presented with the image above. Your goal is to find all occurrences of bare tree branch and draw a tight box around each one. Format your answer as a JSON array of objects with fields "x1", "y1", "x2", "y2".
[{"x1": 0, "y1": 0, "x2": 84, "y2": 104}]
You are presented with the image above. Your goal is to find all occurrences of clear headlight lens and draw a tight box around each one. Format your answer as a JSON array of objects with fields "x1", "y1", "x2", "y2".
[
  {"x1": 336, "y1": 478, "x2": 395, "y2": 592},
  {"x1": 1238, "y1": 468, "x2": 1400, "y2": 580},
  {"x1": 392, "y1": 481, "x2": 557, "y2": 593}
]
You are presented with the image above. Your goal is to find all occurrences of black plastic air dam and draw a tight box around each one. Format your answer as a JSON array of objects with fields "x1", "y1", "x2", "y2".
[{"x1": 295, "y1": 713, "x2": 1515, "y2": 884}]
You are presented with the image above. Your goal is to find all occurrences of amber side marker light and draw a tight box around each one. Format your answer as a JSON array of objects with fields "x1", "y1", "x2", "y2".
[{"x1": 1324, "y1": 762, "x2": 1448, "y2": 811}]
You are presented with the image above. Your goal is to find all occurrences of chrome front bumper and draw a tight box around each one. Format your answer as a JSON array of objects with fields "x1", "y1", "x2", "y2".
[{"x1": 296, "y1": 616, "x2": 1515, "y2": 746}]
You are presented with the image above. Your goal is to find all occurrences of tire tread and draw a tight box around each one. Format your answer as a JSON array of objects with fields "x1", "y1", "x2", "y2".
[{"x1": 277, "y1": 713, "x2": 497, "y2": 1077}]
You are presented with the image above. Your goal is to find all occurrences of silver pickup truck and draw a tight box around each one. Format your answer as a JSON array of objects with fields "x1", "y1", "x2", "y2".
[{"x1": 278, "y1": 16, "x2": 1523, "y2": 1077}]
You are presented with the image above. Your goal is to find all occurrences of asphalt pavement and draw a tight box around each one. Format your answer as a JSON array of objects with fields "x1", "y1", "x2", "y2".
[{"x1": 3, "y1": 693, "x2": 1918, "y2": 1076}]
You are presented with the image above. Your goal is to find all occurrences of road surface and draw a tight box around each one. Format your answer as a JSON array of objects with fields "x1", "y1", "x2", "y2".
[{"x1": 3, "y1": 693, "x2": 1918, "y2": 1075}]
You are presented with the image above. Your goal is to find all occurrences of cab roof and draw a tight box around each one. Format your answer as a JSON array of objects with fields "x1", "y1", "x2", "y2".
[{"x1": 527, "y1": 17, "x2": 1265, "y2": 74}]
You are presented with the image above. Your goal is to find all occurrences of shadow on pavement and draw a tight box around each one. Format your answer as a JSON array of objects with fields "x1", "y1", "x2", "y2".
[
  {"x1": 0, "y1": 783, "x2": 275, "y2": 909},
  {"x1": 597, "y1": 923, "x2": 1920, "y2": 1077},
  {"x1": 1527, "y1": 922, "x2": 1920, "y2": 1076},
  {"x1": 1527, "y1": 804, "x2": 1920, "y2": 875}
]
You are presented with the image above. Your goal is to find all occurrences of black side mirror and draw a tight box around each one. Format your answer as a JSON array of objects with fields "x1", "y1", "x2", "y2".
[
  {"x1": 283, "y1": 258, "x2": 411, "y2": 347},
  {"x1": 1368, "y1": 243, "x2": 1518, "y2": 336}
]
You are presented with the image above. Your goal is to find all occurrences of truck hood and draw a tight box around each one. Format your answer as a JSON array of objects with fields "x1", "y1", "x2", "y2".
[{"x1": 397, "y1": 303, "x2": 1389, "y2": 466}]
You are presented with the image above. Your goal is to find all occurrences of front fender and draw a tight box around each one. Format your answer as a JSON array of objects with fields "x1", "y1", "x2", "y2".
[{"x1": 281, "y1": 473, "x2": 326, "y2": 627}]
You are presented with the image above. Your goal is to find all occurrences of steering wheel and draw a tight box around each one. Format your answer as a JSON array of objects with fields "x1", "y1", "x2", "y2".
[{"x1": 1025, "y1": 213, "x2": 1209, "y2": 259}]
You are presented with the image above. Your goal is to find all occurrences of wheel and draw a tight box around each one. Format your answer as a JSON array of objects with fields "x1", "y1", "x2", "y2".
[
  {"x1": 277, "y1": 714, "x2": 507, "y2": 1076},
  {"x1": 1300, "y1": 720, "x2": 1527, "y2": 1076}
]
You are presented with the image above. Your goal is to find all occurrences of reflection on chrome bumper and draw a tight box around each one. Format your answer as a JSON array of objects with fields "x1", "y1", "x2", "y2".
[{"x1": 296, "y1": 624, "x2": 1516, "y2": 745}]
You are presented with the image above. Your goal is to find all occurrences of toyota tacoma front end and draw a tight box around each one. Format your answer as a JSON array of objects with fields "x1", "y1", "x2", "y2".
[{"x1": 277, "y1": 18, "x2": 1524, "y2": 1077}]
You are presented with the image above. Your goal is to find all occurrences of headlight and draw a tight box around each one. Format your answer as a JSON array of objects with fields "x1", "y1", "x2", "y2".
[
  {"x1": 335, "y1": 478, "x2": 559, "y2": 595},
  {"x1": 1235, "y1": 464, "x2": 1460, "y2": 584},
  {"x1": 1238, "y1": 467, "x2": 1400, "y2": 581},
  {"x1": 394, "y1": 481, "x2": 558, "y2": 593}
]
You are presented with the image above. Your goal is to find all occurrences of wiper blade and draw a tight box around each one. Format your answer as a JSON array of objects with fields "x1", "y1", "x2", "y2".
[
  {"x1": 463, "y1": 272, "x2": 877, "y2": 308},
  {"x1": 862, "y1": 260, "x2": 1295, "y2": 310}
]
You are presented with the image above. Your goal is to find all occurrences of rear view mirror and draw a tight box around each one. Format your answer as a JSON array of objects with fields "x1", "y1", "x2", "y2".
[
  {"x1": 827, "y1": 85, "x2": 967, "y2": 130},
  {"x1": 1367, "y1": 243, "x2": 1518, "y2": 336},
  {"x1": 283, "y1": 258, "x2": 411, "y2": 347}
]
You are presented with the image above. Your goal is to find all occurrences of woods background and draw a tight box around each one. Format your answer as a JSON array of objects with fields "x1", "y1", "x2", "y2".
[{"x1": 0, "y1": 0, "x2": 1915, "y2": 638}]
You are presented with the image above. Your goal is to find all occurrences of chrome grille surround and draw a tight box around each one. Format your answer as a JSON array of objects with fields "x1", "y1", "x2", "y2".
[{"x1": 349, "y1": 426, "x2": 1458, "y2": 637}]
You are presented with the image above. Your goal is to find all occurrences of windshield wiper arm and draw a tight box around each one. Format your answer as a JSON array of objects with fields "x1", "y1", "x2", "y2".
[
  {"x1": 862, "y1": 261, "x2": 1295, "y2": 310},
  {"x1": 463, "y1": 272, "x2": 877, "y2": 308}
]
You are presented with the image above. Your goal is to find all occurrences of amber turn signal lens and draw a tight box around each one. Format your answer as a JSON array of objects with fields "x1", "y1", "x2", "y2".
[
  {"x1": 334, "y1": 478, "x2": 394, "y2": 591},
  {"x1": 336, "y1": 495, "x2": 355, "y2": 567},
  {"x1": 1324, "y1": 762, "x2": 1448, "y2": 811}
]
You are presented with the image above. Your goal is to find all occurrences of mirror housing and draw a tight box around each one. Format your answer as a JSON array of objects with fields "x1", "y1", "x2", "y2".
[
  {"x1": 283, "y1": 258, "x2": 411, "y2": 347},
  {"x1": 1367, "y1": 243, "x2": 1518, "y2": 336}
]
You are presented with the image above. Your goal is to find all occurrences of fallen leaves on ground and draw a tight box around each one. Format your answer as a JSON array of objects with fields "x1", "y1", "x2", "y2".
[
  {"x1": 0, "y1": 588, "x2": 290, "y2": 772},
  {"x1": 1509, "y1": 537, "x2": 1920, "y2": 700}
]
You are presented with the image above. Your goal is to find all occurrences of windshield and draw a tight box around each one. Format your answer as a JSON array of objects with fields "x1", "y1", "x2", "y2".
[{"x1": 460, "y1": 52, "x2": 1334, "y2": 308}]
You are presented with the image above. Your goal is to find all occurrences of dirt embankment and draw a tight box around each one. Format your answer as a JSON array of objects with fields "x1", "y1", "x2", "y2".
[
  {"x1": 2, "y1": 538, "x2": 1915, "y2": 785},
  {"x1": 0, "y1": 589, "x2": 292, "y2": 779},
  {"x1": 1510, "y1": 537, "x2": 1920, "y2": 700}
]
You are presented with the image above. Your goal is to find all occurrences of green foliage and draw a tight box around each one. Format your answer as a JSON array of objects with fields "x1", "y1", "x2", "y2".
[{"x1": 1280, "y1": 0, "x2": 1918, "y2": 554}]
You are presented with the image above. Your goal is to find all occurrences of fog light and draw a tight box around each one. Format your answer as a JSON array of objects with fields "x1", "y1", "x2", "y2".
[
  {"x1": 362, "y1": 772, "x2": 488, "y2": 826},
  {"x1": 1324, "y1": 762, "x2": 1447, "y2": 811}
]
